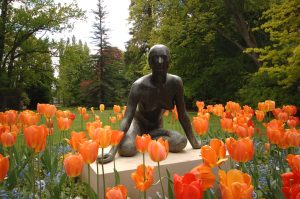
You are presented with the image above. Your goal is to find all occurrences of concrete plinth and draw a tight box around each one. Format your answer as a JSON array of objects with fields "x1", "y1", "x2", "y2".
[{"x1": 81, "y1": 143, "x2": 230, "y2": 198}]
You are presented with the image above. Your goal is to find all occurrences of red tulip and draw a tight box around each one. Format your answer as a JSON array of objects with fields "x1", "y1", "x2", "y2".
[
  {"x1": 0, "y1": 154, "x2": 9, "y2": 181},
  {"x1": 174, "y1": 172, "x2": 203, "y2": 199}
]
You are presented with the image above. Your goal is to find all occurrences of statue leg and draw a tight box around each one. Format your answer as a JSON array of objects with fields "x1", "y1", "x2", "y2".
[
  {"x1": 118, "y1": 119, "x2": 140, "y2": 157},
  {"x1": 149, "y1": 129, "x2": 187, "y2": 153}
]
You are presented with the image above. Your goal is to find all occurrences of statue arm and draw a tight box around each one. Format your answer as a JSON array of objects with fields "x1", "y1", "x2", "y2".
[
  {"x1": 104, "y1": 82, "x2": 140, "y2": 161},
  {"x1": 174, "y1": 78, "x2": 201, "y2": 149}
]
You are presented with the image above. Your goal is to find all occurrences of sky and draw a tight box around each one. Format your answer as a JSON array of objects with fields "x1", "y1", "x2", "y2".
[{"x1": 52, "y1": 0, "x2": 131, "y2": 51}]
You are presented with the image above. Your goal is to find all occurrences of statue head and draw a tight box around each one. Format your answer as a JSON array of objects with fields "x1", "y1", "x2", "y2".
[{"x1": 148, "y1": 44, "x2": 170, "y2": 75}]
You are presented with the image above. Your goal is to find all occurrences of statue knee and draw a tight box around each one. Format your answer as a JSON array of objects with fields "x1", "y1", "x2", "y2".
[
  {"x1": 118, "y1": 140, "x2": 137, "y2": 157},
  {"x1": 169, "y1": 134, "x2": 187, "y2": 153}
]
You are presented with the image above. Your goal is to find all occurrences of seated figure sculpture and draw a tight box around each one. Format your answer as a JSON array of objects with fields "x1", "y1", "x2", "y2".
[{"x1": 99, "y1": 44, "x2": 201, "y2": 163}]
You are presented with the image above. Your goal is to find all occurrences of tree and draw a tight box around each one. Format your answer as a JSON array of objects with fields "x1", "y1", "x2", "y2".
[
  {"x1": 58, "y1": 36, "x2": 91, "y2": 106},
  {"x1": 0, "y1": 0, "x2": 84, "y2": 88},
  {"x1": 239, "y1": 0, "x2": 300, "y2": 108}
]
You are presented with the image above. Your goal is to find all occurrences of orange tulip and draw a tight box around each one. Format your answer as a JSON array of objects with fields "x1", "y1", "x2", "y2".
[
  {"x1": 37, "y1": 103, "x2": 56, "y2": 119},
  {"x1": 193, "y1": 117, "x2": 209, "y2": 135},
  {"x1": 77, "y1": 107, "x2": 87, "y2": 115},
  {"x1": 220, "y1": 117, "x2": 233, "y2": 133},
  {"x1": 218, "y1": 169, "x2": 253, "y2": 199},
  {"x1": 283, "y1": 105, "x2": 297, "y2": 116},
  {"x1": 200, "y1": 139, "x2": 227, "y2": 167},
  {"x1": 278, "y1": 111, "x2": 289, "y2": 122},
  {"x1": 136, "y1": 134, "x2": 152, "y2": 153},
  {"x1": 86, "y1": 121, "x2": 102, "y2": 139},
  {"x1": 55, "y1": 110, "x2": 71, "y2": 118},
  {"x1": 265, "y1": 100, "x2": 275, "y2": 112},
  {"x1": 172, "y1": 106, "x2": 178, "y2": 121},
  {"x1": 109, "y1": 116, "x2": 116, "y2": 124},
  {"x1": 148, "y1": 137, "x2": 169, "y2": 162},
  {"x1": 285, "y1": 129, "x2": 300, "y2": 147},
  {"x1": 264, "y1": 143, "x2": 270, "y2": 152},
  {"x1": 83, "y1": 113, "x2": 89, "y2": 121},
  {"x1": 79, "y1": 140, "x2": 99, "y2": 164},
  {"x1": 212, "y1": 104, "x2": 224, "y2": 117},
  {"x1": 190, "y1": 163, "x2": 215, "y2": 190},
  {"x1": 19, "y1": 110, "x2": 40, "y2": 126},
  {"x1": 131, "y1": 164, "x2": 155, "y2": 191},
  {"x1": 117, "y1": 113, "x2": 123, "y2": 120},
  {"x1": 287, "y1": 116, "x2": 299, "y2": 128},
  {"x1": 233, "y1": 123, "x2": 254, "y2": 138},
  {"x1": 99, "y1": 104, "x2": 105, "y2": 112},
  {"x1": 24, "y1": 125, "x2": 48, "y2": 153},
  {"x1": 92, "y1": 126, "x2": 112, "y2": 148},
  {"x1": 57, "y1": 117, "x2": 73, "y2": 131},
  {"x1": 225, "y1": 101, "x2": 241, "y2": 116},
  {"x1": 106, "y1": 184, "x2": 127, "y2": 199},
  {"x1": 66, "y1": 131, "x2": 87, "y2": 151},
  {"x1": 0, "y1": 154, "x2": 9, "y2": 181},
  {"x1": 196, "y1": 101, "x2": 205, "y2": 111},
  {"x1": 286, "y1": 154, "x2": 300, "y2": 174},
  {"x1": 226, "y1": 137, "x2": 254, "y2": 163},
  {"x1": 63, "y1": 153, "x2": 84, "y2": 177},
  {"x1": 1, "y1": 131, "x2": 17, "y2": 147},
  {"x1": 163, "y1": 110, "x2": 169, "y2": 117},
  {"x1": 173, "y1": 172, "x2": 204, "y2": 199},
  {"x1": 0, "y1": 110, "x2": 18, "y2": 125},
  {"x1": 113, "y1": 105, "x2": 121, "y2": 114},
  {"x1": 255, "y1": 110, "x2": 265, "y2": 122},
  {"x1": 266, "y1": 119, "x2": 285, "y2": 146},
  {"x1": 111, "y1": 130, "x2": 124, "y2": 146}
]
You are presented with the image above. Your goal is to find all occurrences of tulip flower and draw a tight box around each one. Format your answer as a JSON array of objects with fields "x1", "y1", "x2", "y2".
[
  {"x1": 109, "y1": 116, "x2": 117, "y2": 124},
  {"x1": 218, "y1": 169, "x2": 253, "y2": 199},
  {"x1": 190, "y1": 163, "x2": 215, "y2": 191},
  {"x1": 283, "y1": 105, "x2": 297, "y2": 116},
  {"x1": 66, "y1": 131, "x2": 87, "y2": 151},
  {"x1": 55, "y1": 110, "x2": 71, "y2": 118},
  {"x1": 106, "y1": 184, "x2": 127, "y2": 199},
  {"x1": 19, "y1": 110, "x2": 40, "y2": 126},
  {"x1": 24, "y1": 125, "x2": 48, "y2": 153},
  {"x1": 37, "y1": 103, "x2": 57, "y2": 119},
  {"x1": 99, "y1": 104, "x2": 105, "y2": 112},
  {"x1": 77, "y1": 107, "x2": 87, "y2": 115},
  {"x1": 281, "y1": 172, "x2": 300, "y2": 198},
  {"x1": 148, "y1": 137, "x2": 169, "y2": 198},
  {"x1": 193, "y1": 117, "x2": 209, "y2": 135},
  {"x1": 265, "y1": 100, "x2": 275, "y2": 112},
  {"x1": 196, "y1": 101, "x2": 205, "y2": 112},
  {"x1": 265, "y1": 119, "x2": 285, "y2": 146},
  {"x1": 200, "y1": 139, "x2": 227, "y2": 167},
  {"x1": 212, "y1": 104, "x2": 224, "y2": 117},
  {"x1": 233, "y1": 123, "x2": 254, "y2": 138},
  {"x1": 226, "y1": 137, "x2": 254, "y2": 163},
  {"x1": 174, "y1": 172, "x2": 204, "y2": 199},
  {"x1": 0, "y1": 154, "x2": 9, "y2": 181},
  {"x1": 255, "y1": 110, "x2": 265, "y2": 122},
  {"x1": 220, "y1": 117, "x2": 233, "y2": 134},
  {"x1": 148, "y1": 137, "x2": 169, "y2": 162},
  {"x1": 286, "y1": 154, "x2": 300, "y2": 174},
  {"x1": 1, "y1": 131, "x2": 17, "y2": 147},
  {"x1": 64, "y1": 153, "x2": 84, "y2": 177},
  {"x1": 113, "y1": 105, "x2": 121, "y2": 114},
  {"x1": 83, "y1": 113, "x2": 89, "y2": 121},
  {"x1": 111, "y1": 130, "x2": 124, "y2": 146},
  {"x1": 117, "y1": 113, "x2": 123, "y2": 120},
  {"x1": 57, "y1": 117, "x2": 73, "y2": 131},
  {"x1": 2, "y1": 110, "x2": 18, "y2": 125},
  {"x1": 131, "y1": 164, "x2": 155, "y2": 191},
  {"x1": 92, "y1": 126, "x2": 112, "y2": 148},
  {"x1": 136, "y1": 134, "x2": 152, "y2": 153},
  {"x1": 86, "y1": 121, "x2": 103, "y2": 139},
  {"x1": 79, "y1": 140, "x2": 99, "y2": 164}
]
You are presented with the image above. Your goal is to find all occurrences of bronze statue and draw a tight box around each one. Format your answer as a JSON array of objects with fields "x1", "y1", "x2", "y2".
[{"x1": 99, "y1": 44, "x2": 201, "y2": 163}]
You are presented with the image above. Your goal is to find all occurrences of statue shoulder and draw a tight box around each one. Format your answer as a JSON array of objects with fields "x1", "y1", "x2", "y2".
[{"x1": 167, "y1": 74, "x2": 183, "y2": 87}]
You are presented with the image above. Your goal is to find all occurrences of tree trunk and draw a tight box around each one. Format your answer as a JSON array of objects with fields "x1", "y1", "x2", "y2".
[
  {"x1": 223, "y1": 0, "x2": 261, "y2": 68},
  {"x1": 0, "y1": 0, "x2": 10, "y2": 72}
]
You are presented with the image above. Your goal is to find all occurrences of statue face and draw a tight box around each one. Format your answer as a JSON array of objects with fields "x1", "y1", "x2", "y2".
[{"x1": 148, "y1": 45, "x2": 170, "y2": 75}]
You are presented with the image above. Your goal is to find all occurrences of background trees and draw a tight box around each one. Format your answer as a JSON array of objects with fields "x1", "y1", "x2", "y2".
[{"x1": 1, "y1": 0, "x2": 299, "y2": 110}]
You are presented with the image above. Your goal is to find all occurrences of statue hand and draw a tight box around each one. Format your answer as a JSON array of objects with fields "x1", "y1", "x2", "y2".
[{"x1": 97, "y1": 152, "x2": 114, "y2": 164}]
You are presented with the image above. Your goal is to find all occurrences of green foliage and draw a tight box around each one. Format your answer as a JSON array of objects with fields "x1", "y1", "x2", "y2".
[
  {"x1": 240, "y1": 0, "x2": 300, "y2": 108},
  {"x1": 58, "y1": 37, "x2": 91, "y2": 106}
]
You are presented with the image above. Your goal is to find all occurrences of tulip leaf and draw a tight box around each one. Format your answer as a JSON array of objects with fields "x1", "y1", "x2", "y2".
[
  {"x1": 114, "y1": 168, "x2": 120, "y2": 186},
  {"x1": 203, "y1": 189, "x2": 217, "y2": 199},
  {"x1": 83, "y1": 182, "x2": 98, "y2": 199},
  {"x1": 166, "y1": 169, "x2": 174, "y2": 199}
]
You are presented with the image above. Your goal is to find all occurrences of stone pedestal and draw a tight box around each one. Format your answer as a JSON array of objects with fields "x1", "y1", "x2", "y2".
[{"x1": 81, "y1": 143, "x2": 230, "y2": 198}]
